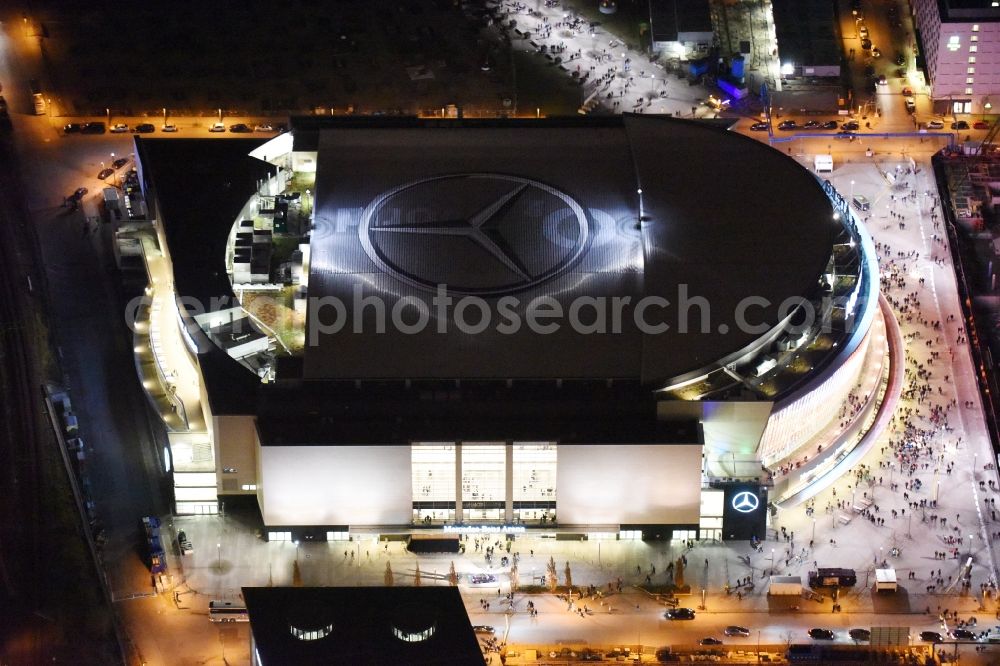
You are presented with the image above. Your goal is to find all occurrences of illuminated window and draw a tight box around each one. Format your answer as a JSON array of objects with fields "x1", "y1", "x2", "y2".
[
  {"x1": 392, "y1": 624, "x2": 436, "y2": 642},
  {"x1": 970, "y1": 45, "x2": 978, "y2": 52},
  {"x1": 290, "y1": 623, "x2": 333, "y2": 641},
  {"x1": 411, "y1": 444, "x2": 456, "y2": 501},
  {"x1": 968, "y1": 78, "x2": 975, "y2": 85},
  {"x1": 268, "y1": 531, "x2": 292, "y2": 541},
  {"x1": 972, "y1": 35, "x2": 978, "y2": 42},
  {"x1": 513, "y1": 443, "x2": 557, "y2": 501},
  {"x1": 461, "y1": 443, "x2": 506, "y2": 503},
  {"x1": 967, "y1": 87, "x2": 975, "y2": 95},
  {"x1": 619, "y1": 530, "x2": 642, "y2": 540},
  {"x1": 326, "y1": 531, "x2": 349, "y2": 541},
  {"x1": 948, "y1": 35, "x2": 961, "y2": 51},
  {"x1": 969, "y1": 67, "x2": 976, "y2": 74},
  {"x1": 970, "y1": 56, "x2": 977, "y2": 63},
  {"x1": 241, "y1": 483, "x2": 257, "y2": 491},
  {"x1": 973, "y1": 24, "x2": 980, "y2": 32}
]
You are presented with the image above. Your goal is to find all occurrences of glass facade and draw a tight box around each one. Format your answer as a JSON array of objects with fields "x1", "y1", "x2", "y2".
[
  {"x1": 461, "y1": 443, "x2": 506, "y2": 522},
  {"x1": 512, "y1": 443, "x2": 557, "y2": 523},
  {"x1": 411, "y1": 443, "x2": 456, "y2": 524}
]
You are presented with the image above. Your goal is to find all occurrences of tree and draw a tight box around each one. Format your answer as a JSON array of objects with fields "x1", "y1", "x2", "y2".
[
  {"x1": 547, "y1": 556, "x2": 558, "y2": 592},
  {"x1": 384, "y1": 562, "x2": 394, "y2": 587},
  {"x1": 292, "y1": 560, "x2": 303, "y2": 587},
  {"x1": 448, "y1": 561, "x2": 458, "y2": 586},
  {"x1": 414, "y1": 562, "x2": 422, "y2": 587},
  {"x1": 510, "y1": 564, "x2": 520, "y2": 592},
  {"x1": 674, "y1": 557, "x2": 685, "y2": 589},
  {"x1": 564, "y1": 561, "x2": 573, "y2": 589}
]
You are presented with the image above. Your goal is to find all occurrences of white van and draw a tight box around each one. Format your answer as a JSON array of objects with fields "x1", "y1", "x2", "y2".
[
  {"x1": 852, "y1": 195, "x2": 871, "y2": 212},
  {"x1": 814, "y1": 154, "x2": 834, "y2": 173}
]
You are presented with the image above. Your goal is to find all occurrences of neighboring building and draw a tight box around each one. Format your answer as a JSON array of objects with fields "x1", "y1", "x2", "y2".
[
  {"x1": 648, "y1": 0, "x2": 714, "y2": 58},
  {"x1": 910, "y1": 0, "x2": 1000, "y2": 115},
  {"x1": 132, "y1": 114, "x2": 892, "y2": 544},
  {"x1": 770, "y1": 0, "x2": 842, "y2": 79},
  {"x1": 243, "y1": 586, "x2": 483, "y2": 666}
]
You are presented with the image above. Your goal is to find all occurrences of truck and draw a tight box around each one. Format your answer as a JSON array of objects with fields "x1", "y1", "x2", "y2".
[
  {"x1": 808, "y1": 568, "x2": 857, "y2": 588},
  {"x1": 142, "y1": 516, "x2": 167, "y2": 574}
]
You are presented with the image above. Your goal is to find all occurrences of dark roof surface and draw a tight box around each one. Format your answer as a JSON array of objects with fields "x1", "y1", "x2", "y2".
[
  {"x1": 305, "y1": 114, "x2": 838, "y2": 386},
  {"x1": 242, "y1": 586, "x2": 482, "y2": 666},
  {"x1": 937, "y1": 0, "x2": 1000, "y2": 21},
  {"x1": 648, "y1": 0, "x2": 713, "y2": 43},
  {"x1": 771, "y1": 0, "x2": 842, "y2": 67}
]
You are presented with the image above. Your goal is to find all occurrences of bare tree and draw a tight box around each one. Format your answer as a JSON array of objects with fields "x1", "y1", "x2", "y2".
[
  {"x1": 564, "y1": 561, "x2": 573, "y2": 589},
  {"x1": 675, "y1": 557, "x2": 686, "y2": 588},
  {"x1": 384, "y1": 562, "x2": 394, "y2": 587},
  {"x1": 448, "y1": 561, "x2": 458, "y2": 586},
  {"x1": 547, "y1": 556, "x2": 559, "y2": 592},
  {"x1": 510, "y1": 563, "x2": 520, "y2": 592},
  {"x1": 414, "y1": 562, "x2": 422, "y2": 587}
]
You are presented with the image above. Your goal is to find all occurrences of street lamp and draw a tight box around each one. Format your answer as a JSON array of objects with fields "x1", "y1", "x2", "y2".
[
  {"x1": 216, "y1": 542, "x2": 221, "y2": 571},
  {"x1": 812, "y1": 518, "x2": 816, "y2": 543},
  {"x1": 984, "y1": 99, "x2": 992, "y2": 121},
  {"x1": 769, "y1": 548, "x2": 775, "y2": 574},
  {"x1": 850, "y1": 180, "x2": 855, "y2": 201}
]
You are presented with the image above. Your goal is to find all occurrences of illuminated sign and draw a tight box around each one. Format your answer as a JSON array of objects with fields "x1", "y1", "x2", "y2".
[
  {"x1": 443, "y1": 525, "x2": 526, "y2": 534},
  {"x1": 731, "y1": 491, "x2": 760, "y2": 513}
]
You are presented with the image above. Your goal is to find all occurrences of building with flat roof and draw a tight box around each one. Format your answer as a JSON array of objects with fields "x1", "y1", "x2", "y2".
[
  {"x1": 131, "y1": 114, "x2": 891, "y2": 542},
  {"x1": 911, "y1": 0, "x2": 1000, "y2": 114},
  {"x1": 648, "y1": 0, "x2": 714, "y2": 57},
  {"x1": 243, "y1": 586, "x2": 482, "y2": 665}
]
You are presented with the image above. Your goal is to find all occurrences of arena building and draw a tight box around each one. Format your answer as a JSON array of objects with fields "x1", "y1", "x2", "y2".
[{"x1": 128, "y1": 114, "x2": 896, "y2": 543}]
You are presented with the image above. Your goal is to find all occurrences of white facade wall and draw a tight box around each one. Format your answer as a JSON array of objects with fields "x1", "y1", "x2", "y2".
[
  {"x1": 556, "y1": 444, "x2": 703, "y2": 525},
  {"x1": 259, "y1": 445, "x2": 412, "y2": 526}
]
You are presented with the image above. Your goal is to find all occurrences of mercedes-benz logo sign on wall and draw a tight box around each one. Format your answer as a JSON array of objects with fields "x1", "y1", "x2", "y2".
[
  {"x1": 731, "y1": 491, "x2": 760, "y2": 514},
  {"x1": 358, "y1": 174, "x2": 590, "y2": 296}
]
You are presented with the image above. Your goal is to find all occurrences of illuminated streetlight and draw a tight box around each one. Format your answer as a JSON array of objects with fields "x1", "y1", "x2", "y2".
[{"x1": 216, "y1": 542, "x2": 221, "y2": 571}]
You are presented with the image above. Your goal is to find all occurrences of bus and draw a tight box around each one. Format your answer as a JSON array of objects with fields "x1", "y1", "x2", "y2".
[{"x1": 208, "y1": 600, "x2": 249, "y2": 623}]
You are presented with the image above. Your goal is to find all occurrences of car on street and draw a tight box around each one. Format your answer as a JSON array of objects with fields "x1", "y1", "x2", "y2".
[
  {"x1": 97, "y1": 168, "x2": 114, "y2": 180},
  {"x1": 822, "y1": 120, "x2": 839, "y2": 129},
  {"x1": 81, "y1": 122, "x2": 106, "y2": 134},
  {"x1": 110, "y1": 123, "x2": 129, "y2": 133},
  {"x1": 229, "y1": 123, "x2": 252, "y2": 133},
  {"x1": 871, "y1": 47, "x2": 881, "y2": 58},
  {"x1": 974, "y1": 121, "x2": 990, "y2": 130},
  {"x1": 905, "y1": 97, "x2": 916, "y2": 113},
  {"x1": 951, "y1": 629, "x2": 975, "y2": 640},
  {"x1": 133, "y1": 123, "x2": 155, "y2": 133},
  {"x1": 952, "y1": 120, "x2": 970, "y2": 130},
  {"x1": 835, "y1": 131, "x2": 855, "y2": 139},
  {"x1": 208, "y1": 122, "x2": 226, "y2": 132},
  {"x1": 665, "y1": 608, "x2": 696, "y2": 620},
  {"x1": 902, "y1": 87, "x2": 913, "y2": 96},
  {"x1": 749, "y1": 121, "x2": 769, "y2": 131},
  {"x1": 253, "y1": 124, "x2": 274, "y2": 132},
  {"x1": 472, "y1": 625, "x2": 495, "y2": 634},
  {"x1": 803, "y1": 120, "x2": 820, "y2": 129},
  {"x1": 699, "y1": 637, "x2": 723, "y2": 645},
  {"x1": 920, "y1": 631, "x2": 944, "y2": 643},
  {"x1": 926, "y1": 120, "x2": 944, "y2": 129},
  {"x1": 809, "y1": 628, "x2": 835, "y2": 640},
  {"x1": 777, "y1": 120, "x2": 797, "y2": 130},
  {"x1": 66, "y1": 187, "x2": 88, "y2": 206},
  {"x1": 895, "y1": 53, "x2": 905, "y2": 66},
  {"x1": 161, "y1": 124, "x2": 178, "y2": 132},
  {"x1": 63, "y1": 123, "x2": 81, "y2": 133},
  {"x1": 849, "y1": 628, "x2": 871, "y2": 641},
  {"x1": 842, "y1": 121, "x2": 860, "y2": 130},
  {"x1": 861, "y1": 38, "x2": 872, "y2": 51},
  {"x1": 724, "y1": 626, "x2": 751, "y2": 637},
  {"x1": 112, "y1": 157, "x2": 129, "y2": 170},
  {"x1": 878, "y1": 74, "x2": 887, "y2": 85}
]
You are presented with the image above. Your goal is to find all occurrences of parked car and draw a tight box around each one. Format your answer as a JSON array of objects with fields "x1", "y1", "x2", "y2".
[
  {"x1": 208, "y1": 122, "x2": 226, "y2": 132},
  {"x1": 665, "y1": 608, "x2": 696, "y2": 620},
  {"x1": 920, "y1": 631, "x2": 944, "y2": 643},
  {"x1": 871, "y1": 47, "x2": 881, "y2": 58},
  {"x1": 112, "y1": 157, "x2": 129, "y2": 170},
  {"x1": 974, "y1": 121, "x2": 990, "y2": 130},
  {"x1": 842, "y1": 121, "x2": 860, "y2": 130},
  {"x1": 861, "y1": 38, "x2": 872, "y2": 51},
  {"x1": 161, "y1": 124, "x2": 178, "y2": 132},
  {"x1": 952, "y1": 120, "x2": 970, "y2": 130},
  {"x1": 849, "y1": 628, "x2": 871, "y2": 641},
  {"x1": 699, "y1": 637, "x2": 723, "y2": 645},
  {"x1": 904, "y1": 98, "x2": 916, "y2": 113},
  {"x1": 228, "y1": 123, "x2": 252, "y2": 133},
  {"x1": 80, "y1": 122, "x2": 106, "y2": 134},
  {"x1": 749, "y1": 121, "x2": 769, "y2": 131},
  {"x1": 133, "y1": 123, "x2": 155, "y2": 133},
  {"x1": 803, "y1": 120, "x2": 820, "y2": 129},
  {"x1": 902, "y1": 87, "x2": 913, "y2": 96},
  {"x1": 253, "y1": 124, "x2": 274, "y2": 132},
  {"x1": 809, "y1": 628, "x2": 835, "y2": 640},
  {"x1": 822, "y1": 120, "x2": 839, "y2": 129},
  {"x1": 724, "y1": 626, "x2": 751, "y2": 637},
  {"x1": 926, "y1": 120, "x2": 944, "y2": 129},
  {"x1": 895, "y1": 53, "x2": 905, "y2": 66},
  {"x1": 472, "y1": 625, "x2": 495, "y2": 634},
  {"x1": 777, "y1": 120, "x2": 797, "y2": 130},
  {"x1": 97, "y1": 168, "x2": 114, "y2": 180},
  {"x1": 877, "y1": 74, "x2": 887, "y2": 85},
  {"x1": 109, "y1": 123, "x2": 129, "y2": 133},
  {"x1": 63, "y1": 123, "x2": 81, "y2": 133},
  {"x1": 951, "y1": 629, "x2": 975, "y2": 640}
]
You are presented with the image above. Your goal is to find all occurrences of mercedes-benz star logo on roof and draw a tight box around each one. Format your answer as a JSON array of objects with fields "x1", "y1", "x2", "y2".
[
  {"x1": 358, "y1": 174, "x2": 590, "y2": 296},
  {"x1": 731, "y1": 491, "x2": 760, "y2": 514}
]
